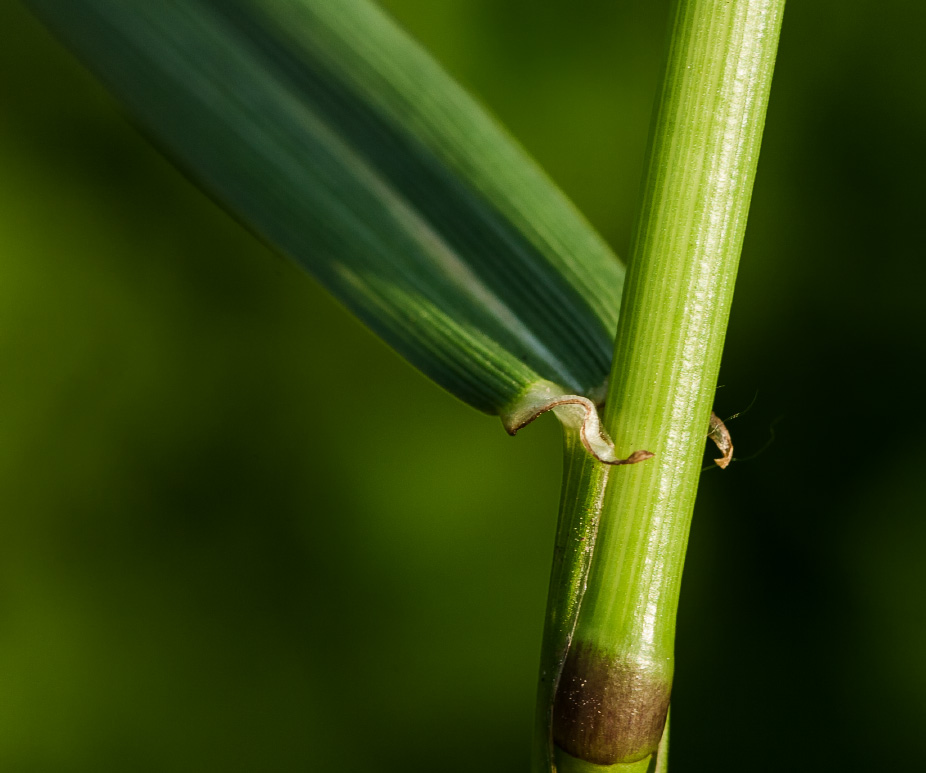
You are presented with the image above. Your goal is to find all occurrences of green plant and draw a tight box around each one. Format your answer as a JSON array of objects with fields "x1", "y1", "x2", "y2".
[
  {"x1": 22, "y1": 1, "x2": 784, "y2": 770},
  {"x1": 540, "y1": 3, "x2": 784, "y2": 770}
]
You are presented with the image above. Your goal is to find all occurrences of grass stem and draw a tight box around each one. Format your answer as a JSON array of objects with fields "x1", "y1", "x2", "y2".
[{"x1": 539, "y1": 1, "x2": 786, "y2": 769}]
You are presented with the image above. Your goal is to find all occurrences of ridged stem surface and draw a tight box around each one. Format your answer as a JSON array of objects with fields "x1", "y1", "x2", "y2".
[{"x1": 549, "y1": 1, "x2": 785, "y2": 769}]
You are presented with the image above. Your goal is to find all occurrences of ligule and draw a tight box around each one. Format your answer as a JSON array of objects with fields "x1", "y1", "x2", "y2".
[{"x1": 502, "y1": 381, "x2": 654, "y2": 466}]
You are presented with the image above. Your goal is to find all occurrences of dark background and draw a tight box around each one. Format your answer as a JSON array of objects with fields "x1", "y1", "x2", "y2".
[{"x1": 2, "y1": 1, "x2": 924, "y2": 770}]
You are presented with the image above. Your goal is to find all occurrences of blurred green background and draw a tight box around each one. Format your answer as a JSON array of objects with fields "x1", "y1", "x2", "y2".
[{"x1": 2, "y1": 1, "x2": 924, "y2": 771}]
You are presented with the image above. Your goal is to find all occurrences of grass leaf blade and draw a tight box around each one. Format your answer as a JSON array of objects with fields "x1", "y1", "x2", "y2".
[{"x1": 26, "y1": 0, "x2": 626, "y2": 414}]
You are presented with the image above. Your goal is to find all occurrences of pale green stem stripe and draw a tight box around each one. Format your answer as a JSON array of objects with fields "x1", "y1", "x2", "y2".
[
  {"x1": 532, "y1": 429, "x2": 610, "y2": 773},
  {"x1": 545, "y1": 1, "x2": 785, "y2": 770}
]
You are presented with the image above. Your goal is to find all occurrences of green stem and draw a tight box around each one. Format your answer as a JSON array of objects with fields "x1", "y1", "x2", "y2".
[
  {"x1": 538, "y1": 1, "x2": 785, "y2": 770},
  {"x1": 532, "y1": 427, "x2": 610, "y2": 773}
]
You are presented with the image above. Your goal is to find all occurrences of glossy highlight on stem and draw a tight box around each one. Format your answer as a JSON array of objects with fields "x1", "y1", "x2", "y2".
[{"x1": 542, "y1": 0, "x2": 786, "y2": 769}]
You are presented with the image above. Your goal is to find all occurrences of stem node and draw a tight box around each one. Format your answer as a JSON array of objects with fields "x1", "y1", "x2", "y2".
[{"x1": 552, "y1": 642, "x2": 671, "y2": 766}]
